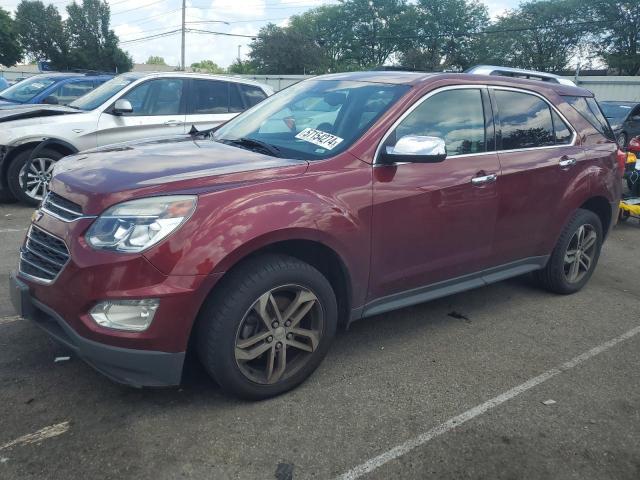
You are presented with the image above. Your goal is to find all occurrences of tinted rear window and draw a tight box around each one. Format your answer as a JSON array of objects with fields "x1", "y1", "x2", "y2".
[
  {"x1": 495, "y1": 90, "x2": 555, "y2": 150},
  {"x1": 563, "y1": 96, "x2": 615, "y2": 140}
]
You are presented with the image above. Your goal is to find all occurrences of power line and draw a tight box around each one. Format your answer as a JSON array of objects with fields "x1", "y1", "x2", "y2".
[
  {"x1": 111, "y1": 0, "x2": 168, "y2": 16},
  {"x1": 119, "y1": 29, "x2": 182, "y2": 45}
]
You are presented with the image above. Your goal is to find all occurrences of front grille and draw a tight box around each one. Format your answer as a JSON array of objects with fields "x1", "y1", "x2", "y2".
[
  {"x1": 19, "y1": 226, "x2": 70, "y2": 283},
  {"x1": 42, "y1": 192, "x2": 83, "y2": 221}
]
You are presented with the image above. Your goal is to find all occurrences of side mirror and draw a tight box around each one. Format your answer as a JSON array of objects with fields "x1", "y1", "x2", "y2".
[
  {"x1": 380, "y1": 135, "x2": 447, "y2": 164},
  {"x1": 42, "y1": 95, "x2": 59, "y2": 105},
  {"x1": 113, "y1": 98, "x2": 133, "y2": 115}
]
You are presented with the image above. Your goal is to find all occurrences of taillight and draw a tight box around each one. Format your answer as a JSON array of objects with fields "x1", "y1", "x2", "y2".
[{"x1": 616, "y1": 149, "x2": 626, "y2": 177}]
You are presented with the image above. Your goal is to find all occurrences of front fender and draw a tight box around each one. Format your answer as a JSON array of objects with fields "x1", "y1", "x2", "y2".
[{"x1": 143, "y1": 158, "x2": 373, "y2": 307}]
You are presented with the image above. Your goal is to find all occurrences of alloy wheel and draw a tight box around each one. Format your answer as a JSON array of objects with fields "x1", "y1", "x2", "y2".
[
  {"x1": 18, "y1": 157, "x2": 55, "y2": 202},
  {"x1": 563, "y1": 224, "x2": 597, "y2": 284},
  {"x1": 234, "y1": 285, "x2": 323, "y2": 385}
]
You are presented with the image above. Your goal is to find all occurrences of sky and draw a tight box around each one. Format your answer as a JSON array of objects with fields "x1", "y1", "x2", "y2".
[{"x1": 2, "y1": 0, "x2": 520, "y2": 68}]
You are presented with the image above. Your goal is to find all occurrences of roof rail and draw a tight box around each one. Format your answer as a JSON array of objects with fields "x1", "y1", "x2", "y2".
[{"x1": 466, "y1": 65, "x2": 576, "y2": 86}]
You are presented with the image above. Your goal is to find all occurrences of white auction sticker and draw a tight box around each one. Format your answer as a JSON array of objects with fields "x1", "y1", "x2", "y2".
[{"x1": 295, "y1": 128, "x2": 344, "y2": 150}]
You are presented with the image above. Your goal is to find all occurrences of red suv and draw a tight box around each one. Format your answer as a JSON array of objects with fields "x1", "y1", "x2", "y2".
[{"x1": 10, "y1": 69, "x2": 622, "y2": 399}]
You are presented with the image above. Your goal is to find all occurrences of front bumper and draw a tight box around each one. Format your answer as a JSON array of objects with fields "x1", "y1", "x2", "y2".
[{"x1": 10, "y1": 273, "x2": 185, "y2": 387}]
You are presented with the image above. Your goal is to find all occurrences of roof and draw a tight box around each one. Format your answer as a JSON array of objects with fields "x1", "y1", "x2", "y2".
[
  {"x1": 310, "y1": 70, "x2": 593, "y2": 96},
  {"x1": 116, "y1": 71, "x2": 273, "y2": 90}
]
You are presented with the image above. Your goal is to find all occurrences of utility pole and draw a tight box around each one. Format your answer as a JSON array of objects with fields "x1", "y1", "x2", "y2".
[
  {"x1": 237, "y1": 45, "x2": 241, "y2": 63},
  {"x1": 181, "y1": 0, "x2": 186, "y2": 71}
]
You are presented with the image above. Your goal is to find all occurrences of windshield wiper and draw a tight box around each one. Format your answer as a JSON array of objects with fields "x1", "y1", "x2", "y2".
[{"x1": 222, "y1": 137, "x2": 282, "y2": 157}]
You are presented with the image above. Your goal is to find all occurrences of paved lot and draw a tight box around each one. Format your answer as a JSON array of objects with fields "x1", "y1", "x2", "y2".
[{"x1": 0, "y1": 202, "x2": 639, "y2": 480}]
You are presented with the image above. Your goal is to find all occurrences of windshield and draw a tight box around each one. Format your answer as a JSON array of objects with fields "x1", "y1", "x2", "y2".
[
  {"x1": 213, "y1": 80, "x2": 410, "y2": 160},
  {"x1": 600, "y1": 102, "x2": 633, "y2": 123},
  {"x1": 69, "y1": 75, "x2": 137, "y2": 111},
  {"x1": 0, "y1": 76, "x2": 56, "y2": 103}
]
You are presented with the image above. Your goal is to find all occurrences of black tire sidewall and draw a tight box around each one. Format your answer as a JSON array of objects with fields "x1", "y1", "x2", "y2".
[
  {"x1": 197, "y1": 255, "x2": 338, "y2": 400},
  {"x1": 547, "y1": 209, "x2": 603, "y2": 294},
  {"x1": 7, "y1": 148, "x2": 63, "y2": 206}
]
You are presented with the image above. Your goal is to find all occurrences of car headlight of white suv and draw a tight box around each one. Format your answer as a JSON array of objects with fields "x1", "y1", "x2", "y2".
[{"x1": 86, "y1": 195, "x2": 197, "y2": 253}]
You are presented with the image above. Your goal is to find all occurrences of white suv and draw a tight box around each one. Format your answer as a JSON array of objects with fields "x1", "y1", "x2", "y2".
[{"x1": 0, "y1": 72, "x2": 274, "y2": 205}]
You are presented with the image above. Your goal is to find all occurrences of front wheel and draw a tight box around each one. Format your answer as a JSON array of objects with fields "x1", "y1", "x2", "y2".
[
  {"x1": 534, "y1": 209, "x2": 603, "y2": 294},
  {"x1": 616, "y1": 132, "x2": 627, "y2": 149},
  {"x1": 197, "y1": 254, "x2": 337, "y2": 400},
  {"x1": 7, "y1": 148, "x2": 63, "y2": 206}
]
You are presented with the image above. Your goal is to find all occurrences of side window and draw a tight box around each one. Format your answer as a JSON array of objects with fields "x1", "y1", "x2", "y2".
[
  {"x1": 562, "y1": 95, "x2": 615, "y2": 140},
  {"x1": 229, "y1": 84, "x2": 244, "y2": 113},
  {"x1": 191, "y1": 80, "x2": 229, "y2": 114},
  {"x1": 552, "y1": 110, "x2": 572, "y2": 145},
  {"x1": 389, "y1": 89, "x2": 486, "y2": 156},
  {"x1": 119, "y1": 78, "x2": 184, "y2": 116},
  {"x1": 495, "y1": 90, "x2": 554, "y2": 150},
  {"x1": 53, "y1": 80, "x2": 94, "y2": 104},
  {"x1": 239, "y1": 84, "x2": 267, "y2": 108}
]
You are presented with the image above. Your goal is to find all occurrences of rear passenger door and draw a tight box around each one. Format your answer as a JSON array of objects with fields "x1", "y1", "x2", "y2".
[
  {"x1": 490, "y1": 87, "x2": 584, "y2": 265},
  {"x1": 185, "y1": 80, "x2": 241, "y2": 131},
  {"x1": 97, "y1": 78, "x2": 187, "y2": 146}
]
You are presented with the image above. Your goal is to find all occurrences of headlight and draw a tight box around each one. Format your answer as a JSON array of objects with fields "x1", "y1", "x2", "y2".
[{"x1": 86, "y1": 195, "x2": 197, "y2": 253}]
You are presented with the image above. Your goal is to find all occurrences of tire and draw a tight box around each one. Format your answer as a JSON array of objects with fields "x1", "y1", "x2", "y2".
[
  {"x1": 534, "y1": 209, "x2": 603, "y2": 294},
  {"x1": 0, "y1": 185, "x2": 17, "y2": 203},
  {"x1": 616, "y1": 132, "x2": 627, "y2": 149},
  {"x1": 7, "y1": 147, "x2": 63, "y2": 206},
  {"x1": 196, "y1": 254, "x2": 337, "y2": 400}
]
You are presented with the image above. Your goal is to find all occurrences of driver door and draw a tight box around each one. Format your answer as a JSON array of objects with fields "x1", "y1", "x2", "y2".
[
  {"x1": 97, "y1": 78, "x2": 186, "y2": 147},
  {"x1": 369, "y1": 87, "x2": 500, "y2": 302}
]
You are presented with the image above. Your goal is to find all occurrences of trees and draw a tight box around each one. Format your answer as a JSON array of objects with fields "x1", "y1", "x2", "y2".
[
  {"x1": 14, "y1": 1, "x2": 67, "y2": 66},
  {"x1": 481, "y1": 0, "x2": 588, "y2": 72},
  {"x1": 248, "y1": 23, "x2": 325, "y2": 74},
  {"x1": 146, "y1": 56, "x2": 166, "y2": 65},
  {"x1": 14, "y1": 0, "x2": 132, "y2": 73},
  {"x1": 398, "y1": 0, "x2": 490, "y2": 71},
  {"x1": 0, "y1": 7, "x2": 22, "y2": 67},
  {"x1": 588, "y1": 0, "x2": 640, "y2": 75},
  {"x1": 65, "y1": 0, "x2": 132, "y2": 72},
  {"x1": 190, "y1": 60, "x2": 226, "y2": 74}
]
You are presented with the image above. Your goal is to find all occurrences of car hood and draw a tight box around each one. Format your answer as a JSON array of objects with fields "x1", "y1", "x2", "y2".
[
  {"x1": 0, "y1": 104, "x2": 81, "y2": 122},
  {"x1": 49, "y1": 136, "x2": 309, "y2": 214}
]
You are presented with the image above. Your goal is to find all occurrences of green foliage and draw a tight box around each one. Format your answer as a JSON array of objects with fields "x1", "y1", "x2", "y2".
[
  {"x1": 0, "y1": 7, "x2": 22, "y2": 67},
  {"x1": 146, "y1": 55, "x2": 166, "y2": 65},
  {"x1": 588, "y1": 0, "x2": 640, "y2": 75},
  {"x1": 14, "y1": 0, "x2": 132, "y2": 73},
  {"x1": 481, "y1": 0, "x2": 588, "y2": 72},
  {"x1": 14, "y1": 1, "x2": 67, "y2": 66},
  {"x1": 191, "y1": 60, "x2": 226, "y2": 74},
  {"x1": 398, "y1": 0, "x2": 490, "y2": 71},
  {"x1": 227, "y1": 59, "x2": 256, "y2": 74}
]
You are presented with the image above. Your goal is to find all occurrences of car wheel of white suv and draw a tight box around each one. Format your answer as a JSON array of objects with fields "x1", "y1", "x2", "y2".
[{"x1": 7, "y1": 148, "x2": 63, "y2": 206}]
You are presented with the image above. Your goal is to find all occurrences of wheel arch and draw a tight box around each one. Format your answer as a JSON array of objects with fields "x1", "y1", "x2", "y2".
[
  {"x1": 2, "y1": 138, "x2": 78, "y2": 183},
  {"x1": 580, "y1": 196, "x2": 613, "y2": 238},
  {"x1": 213, "y1": 236, "x2": 353, "y2": 329}
]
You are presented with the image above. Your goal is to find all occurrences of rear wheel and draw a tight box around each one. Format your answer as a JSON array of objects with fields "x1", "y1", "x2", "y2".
[
  {"x1": 197, "y1": 254, "x2": 337, "y2": 400},
  {"x1": 7, "y1": 148, "x2": 63, "y2": 206},
  {"x1": 534, "y1": 209, "x2": 603, "y2": 294}
]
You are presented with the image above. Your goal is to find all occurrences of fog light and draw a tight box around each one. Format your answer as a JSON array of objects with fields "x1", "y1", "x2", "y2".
[{"x1": 90, "y1": 299, "x2": 159, "y2": 331}]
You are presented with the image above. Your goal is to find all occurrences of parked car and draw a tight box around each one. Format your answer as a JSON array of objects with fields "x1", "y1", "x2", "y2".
[
  {"x1": 0, "y1": 73, "x2": 113, "y2": 109},
  {"x1": 0, "y1": 77, "x2": 9, "y2": 91},
  {"x1": 600, "y1": 100, "x2": 640, "y2": 148},
  {"x1": 0, "y1": 72, "x2": 273, "y2": 205},
  {"x1": 10, "y1": 68, "x2": 622, "y2": 399}
]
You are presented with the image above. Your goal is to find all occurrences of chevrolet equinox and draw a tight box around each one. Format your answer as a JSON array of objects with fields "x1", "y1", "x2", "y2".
[{"x1": 10, "y1": 70, "x2": 623, "y2": 399}]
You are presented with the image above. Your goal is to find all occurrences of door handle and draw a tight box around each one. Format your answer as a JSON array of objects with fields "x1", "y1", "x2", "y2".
[
  {"x1": 559, "y1": 157, "x2": 577, "y2": 169},
  {"x1": 471, "y1": 173, "x2": 498, "y2": 186},
  {"x1": 164, "y1": 120, "x2": 183, "y2": 126}
]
